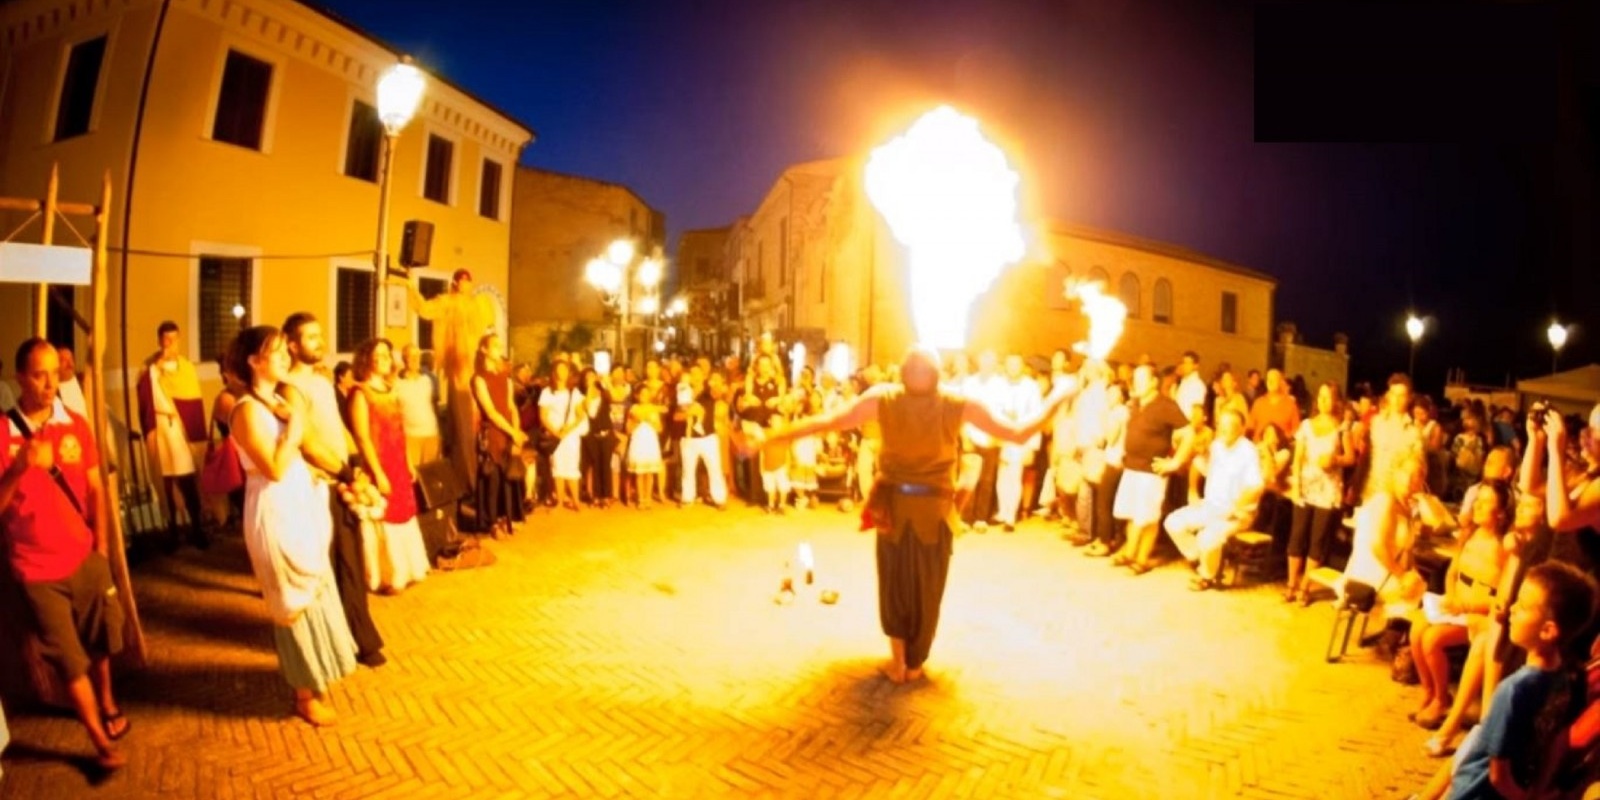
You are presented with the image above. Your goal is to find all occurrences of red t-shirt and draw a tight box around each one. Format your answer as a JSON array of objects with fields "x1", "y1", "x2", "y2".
[{"x1": 1, "y1": 403, "x2": 98, "y2": 582}]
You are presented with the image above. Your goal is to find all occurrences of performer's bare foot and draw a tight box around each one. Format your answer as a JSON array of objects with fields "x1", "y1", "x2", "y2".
[
  {"x1": 880, "y1": 659, "x2": 908, "y2": 684},
  {"x1": 905, "y1": 667, "x2": 924, "y2": 682}
]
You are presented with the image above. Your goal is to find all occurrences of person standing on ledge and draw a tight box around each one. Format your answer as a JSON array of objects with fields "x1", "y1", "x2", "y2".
[
  {"x1": 743, "y1": 346, "x2": 1073, "y2": 684},
  {"x1": 400, "y1": 269, "x2": 496, "y2": 489}
]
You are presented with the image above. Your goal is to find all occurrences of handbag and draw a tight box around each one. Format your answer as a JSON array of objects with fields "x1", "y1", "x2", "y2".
[
  {"x1": 536, "y1": 389, "x2": 575, "y2": 457},
  {"x1": 200, "y1": 435, "x2": 245, "y2": 495}
]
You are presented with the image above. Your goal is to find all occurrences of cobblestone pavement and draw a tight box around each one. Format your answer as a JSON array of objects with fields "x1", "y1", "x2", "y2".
[{"x1": 2, "y1": 504, "x2": 1441, "y2": 799}]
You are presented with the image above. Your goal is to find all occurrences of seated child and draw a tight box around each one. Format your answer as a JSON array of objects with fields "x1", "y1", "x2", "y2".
[{"x1": 1411, "y1": 562, "x2": 1597, "y2": 800}]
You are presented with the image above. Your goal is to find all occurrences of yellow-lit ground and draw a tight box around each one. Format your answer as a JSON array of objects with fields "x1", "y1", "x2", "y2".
[{"x1": 2, "y1": 504, "x2": 1438, "y2": 799}]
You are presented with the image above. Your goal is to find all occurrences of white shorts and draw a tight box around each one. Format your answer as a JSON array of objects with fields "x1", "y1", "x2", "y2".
[{"x1": 1113, "y1": 469, "x2": 1168, "y2": 525}]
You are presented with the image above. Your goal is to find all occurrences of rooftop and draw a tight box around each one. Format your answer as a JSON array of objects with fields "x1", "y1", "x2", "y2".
[{"x1": 1048, "y1": 221, "x2": 1277, "y2": 284}]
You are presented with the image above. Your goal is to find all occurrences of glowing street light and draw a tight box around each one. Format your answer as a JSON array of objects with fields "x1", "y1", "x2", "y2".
[
  {"x1": 584, "y1": 258, "x2": 621, "y2": 294},
  {"x1": 607, "y1": 239, "x2": 635, "y2": 267},
  {"x1": 373, "y1": 57, "x2": 425, "y2": 331},
  {"x1": 667, "y1": 296, "x2": 688, "y2": 317},
  {"x1": 637, "y1": 257, "x2": 663, "y2": 289},
  {"x1": 1548, "y1": 321, "x2": 1570, "y2": 374},
  {"x1": 231, "y1": 303, "x2": 245, "y2": 321},
  {"x1": 1405, "y1": 313, "x2": 1425, "y2": 377}
]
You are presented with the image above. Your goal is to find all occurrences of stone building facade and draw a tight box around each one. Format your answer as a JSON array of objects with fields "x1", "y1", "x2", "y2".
[{"x1": 507, "y1": 166, "x2": 663, "y2": 366}]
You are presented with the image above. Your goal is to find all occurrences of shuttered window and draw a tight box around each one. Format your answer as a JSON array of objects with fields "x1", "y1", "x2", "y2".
[
  {"x1": 198, "y1": 256, "x2": 252, "y2": 362},
  {"x1": 335, "y1": 268, "x2": 375, "y2": 354}
]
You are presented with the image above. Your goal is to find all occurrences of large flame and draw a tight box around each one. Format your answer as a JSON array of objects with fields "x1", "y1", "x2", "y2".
[
  {"x1": 1072, "y1": 280, "x2": 1126, "y2": 360},
  {"x1": 865, "y1": 106, "x2": 1026, "y2": 350}
]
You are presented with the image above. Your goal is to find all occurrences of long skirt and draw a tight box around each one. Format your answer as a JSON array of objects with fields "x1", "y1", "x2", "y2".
[
  {"x1": 271, "y1": 580, "x2": 358, "y2": 693},
  {"x1": 360, "y1": 518, "x2": 430, "y2": 592}
]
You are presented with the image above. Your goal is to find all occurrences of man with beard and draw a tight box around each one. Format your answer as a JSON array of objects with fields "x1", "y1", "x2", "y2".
[{"x1": 281, "y1": 313, "x2": 386, "y2": 667}]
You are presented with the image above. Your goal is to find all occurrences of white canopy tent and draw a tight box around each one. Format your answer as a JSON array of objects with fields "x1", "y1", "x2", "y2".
[{"x1": 1517, "y1": 363, "x2": 1600, "y2": 416}]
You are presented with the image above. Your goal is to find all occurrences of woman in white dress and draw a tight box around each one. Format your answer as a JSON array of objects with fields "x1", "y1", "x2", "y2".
[
  {"x1": 626, "y1": 360, "x2": 668, "y2": 508},
  {"x1": 540, "y1": 360, "x2": 587, "y2": 511},
  {"x1": 228, "y1": 326, "x2": 357, "y2": 727}
]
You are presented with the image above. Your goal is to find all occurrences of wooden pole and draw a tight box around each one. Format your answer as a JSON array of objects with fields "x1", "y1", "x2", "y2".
[
  {"x1": 91, "y1": 170, "x2": 147, "y2": 666},
  {"x1": 36, "y1": 164, "x2": 59, "y2": 337}
]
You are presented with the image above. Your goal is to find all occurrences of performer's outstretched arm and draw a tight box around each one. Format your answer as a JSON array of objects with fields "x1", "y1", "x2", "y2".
[
  {"x1": 963, "y1": 382, "x2": 1073, "y2": 445},
  {"x1": 759, "y1": 386, "x2": 887, "y2": 449}
]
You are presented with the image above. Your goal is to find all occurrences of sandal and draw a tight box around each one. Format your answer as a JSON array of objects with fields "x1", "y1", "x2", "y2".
[
  {"x1": 102, "y1": 711, "x2": 132, "y2": 741},
  {"x1": 1189, "y1": 577, "x2": 1215, "y2": 592},
  {"x1": 1111, "y1": 554, "x2": 1132, "y2": 568},
  {"x1": 1129, "y1": 562, "x2": 1153, "y2": 576}
]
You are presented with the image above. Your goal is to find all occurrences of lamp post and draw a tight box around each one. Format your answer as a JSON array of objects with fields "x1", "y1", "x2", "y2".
[
  {"x1": 1548, "y1": 320, "x2": 1569, "y2": 374},
  {"x1": 1405, "y1": 313, "x2": 1425, "y2": 378},
  {"x1": 586, "y1": 240, "x2": 665, "y2": 369},
  {"x1": 373, "y1": 58, "x2": 425, "y2": 332}
]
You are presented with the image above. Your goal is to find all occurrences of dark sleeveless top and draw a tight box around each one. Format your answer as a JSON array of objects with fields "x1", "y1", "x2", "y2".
[
  {"x1": 870, "y1": 386, "x2": 967, "y2": 547},
  {"x1": 742, "y1": 377, "x2": 780, "y2": 426},
  {"x1": 477, "y1": 370, "x2": 514, "y2": 460}
]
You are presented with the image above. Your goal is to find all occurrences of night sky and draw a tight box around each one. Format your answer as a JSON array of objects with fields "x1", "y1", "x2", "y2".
[{"x1": 318, "y1": 0, "x2": 1599, "y2": 391}]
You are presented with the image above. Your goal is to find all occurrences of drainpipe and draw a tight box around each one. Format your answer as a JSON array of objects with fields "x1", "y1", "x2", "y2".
[{"x1": 118, "y1": 0, "x2": 175, "y2": 480}]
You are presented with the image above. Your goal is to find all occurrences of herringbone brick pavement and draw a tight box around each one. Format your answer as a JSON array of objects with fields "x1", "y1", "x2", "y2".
[{"x1": 2, "y1": 506, "x2": 1441, "y2": 799}]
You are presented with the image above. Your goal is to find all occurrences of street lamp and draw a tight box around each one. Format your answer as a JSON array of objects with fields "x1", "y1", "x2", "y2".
[
  {"x1": 1548, "y1": 321, "x2": 1570, "y2": 374},
  {"x1": 1405, "y1": 313, "x2": 1425, "y2": 377},
  {"x1": 586, "y1": 240, "x2": 667, "y2": 368},
  {"x1": 373, "y1": 58, "x2": 426, "y2": 331}
]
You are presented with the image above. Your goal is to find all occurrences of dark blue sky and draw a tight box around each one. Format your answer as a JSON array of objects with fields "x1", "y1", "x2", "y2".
[{"x1": 320, "y1": 0, "x2": 1598, "y2": 389}]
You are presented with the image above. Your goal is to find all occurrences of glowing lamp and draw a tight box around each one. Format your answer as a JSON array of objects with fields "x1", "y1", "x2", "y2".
[
  {"x1": 606, "y1": 239, "x2": 635, "y2": 267},
  {"x1": 376, "y1": 61, "x2": 425, "y2": 136}
]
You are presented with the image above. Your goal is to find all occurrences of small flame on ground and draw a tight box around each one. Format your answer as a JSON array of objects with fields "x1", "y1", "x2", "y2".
[
  {"x1": 798, "y1": 543, "x2": 815, "y2": 570},
  {"x1": 865, "y1": 106, "x2": 1026, "y2": 351},
  {"x1": 1071, "y1": 280, "x2": 1126, "y2": 361}
]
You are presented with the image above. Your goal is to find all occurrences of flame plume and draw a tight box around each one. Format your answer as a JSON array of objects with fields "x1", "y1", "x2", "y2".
[
  {"x1": 1071, "y1": 280, "x2": 1126, "y2": 361},
  {"x1": 865, "y1": 106, "x2": 1026, "y2": 350}
]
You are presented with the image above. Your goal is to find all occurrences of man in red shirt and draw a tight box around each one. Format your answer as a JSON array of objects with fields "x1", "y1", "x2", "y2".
[
  {"x1": 1248, "y1": 368, "x2": 1302, "y2": 440},
  {"x1": 0, "y1": 338, "x2": 128, "y2": 769}
]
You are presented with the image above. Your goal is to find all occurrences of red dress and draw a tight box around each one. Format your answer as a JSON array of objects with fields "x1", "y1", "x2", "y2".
[{"x1": 364, "y1": 388, "x2": 417, "y2": 524}]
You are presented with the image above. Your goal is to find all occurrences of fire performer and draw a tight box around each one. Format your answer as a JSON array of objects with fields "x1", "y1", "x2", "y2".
[{"x1": 744, "y1": 346, "x2": 1073, "y2": 683}]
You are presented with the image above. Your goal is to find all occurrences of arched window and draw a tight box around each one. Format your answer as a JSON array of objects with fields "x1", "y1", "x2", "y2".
[
  {"x1": 1152, "y1": 278, "x2": 1173, "y2": 324},
  {"x1": 1119, "y1": 272, "x2": 1141, "y2": 319},
  {"x1": 1088, "y1": 265, "x2": 1110, "y2": 288}
]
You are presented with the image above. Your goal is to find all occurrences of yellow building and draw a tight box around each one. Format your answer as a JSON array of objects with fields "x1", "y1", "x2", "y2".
[
  {"x1": 0, "y1": 0, "x2": 532, "y2": 426},
  {"x1": 507, "y1": 166, "x2": 662, "y2": 367},
  {"x1": 729, "y1": 158, "x2": 1277, "y2": 374}
]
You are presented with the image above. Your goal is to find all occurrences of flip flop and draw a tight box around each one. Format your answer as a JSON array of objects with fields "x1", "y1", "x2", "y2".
[{"x1": 102, "y1": 711, "x2": 131, "y2": 741}]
